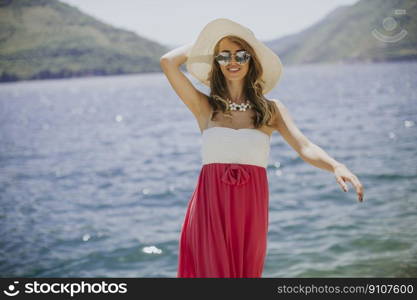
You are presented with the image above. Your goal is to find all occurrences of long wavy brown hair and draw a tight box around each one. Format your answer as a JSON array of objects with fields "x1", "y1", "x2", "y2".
[{"x1": 207, "y1": 35, "x2": 278, "y2": 129}]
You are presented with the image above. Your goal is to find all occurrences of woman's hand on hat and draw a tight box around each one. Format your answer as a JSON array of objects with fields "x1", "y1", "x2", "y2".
[{"x1": 333, "y1": 164, "x2": 364, "y2": 202}]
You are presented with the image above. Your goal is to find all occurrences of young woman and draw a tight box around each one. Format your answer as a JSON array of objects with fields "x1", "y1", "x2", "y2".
[{"x1": 160, "y1": 18, "x2": 364, "y2": 278}]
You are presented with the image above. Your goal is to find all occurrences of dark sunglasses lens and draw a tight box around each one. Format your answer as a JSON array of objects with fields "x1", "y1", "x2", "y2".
[
  {"x1": 236, "y1": 51, "x2": 246, "y2": 64},
  {"x1": 236, "y1": 51, "x2": 250, "y2": 64},
  {"x1": 216, "y1": 53, "x2": 231, "y2": 65},
  {"x1": 215, "y1": 51, "x2": 250, "y2": 65}
]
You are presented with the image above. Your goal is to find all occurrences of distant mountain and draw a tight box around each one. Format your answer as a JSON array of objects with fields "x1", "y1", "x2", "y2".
[
  {"x1": 265, "y1": 0, "x2": 417, "y2": 64},
  {"x1": 0, "y1": 0, "x2": 170, "y2": 82}
]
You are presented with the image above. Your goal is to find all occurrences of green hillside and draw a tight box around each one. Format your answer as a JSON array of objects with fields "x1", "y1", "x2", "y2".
[
  {"x1": 0, "y1": 0, "x2": 169, "y2": 82},
  {"x1": 266, "y1": 0, "x2": 417, "y2": 64}
]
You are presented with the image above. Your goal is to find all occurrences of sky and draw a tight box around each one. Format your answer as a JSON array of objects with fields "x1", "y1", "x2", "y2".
[{"x1": 61, "y1": 0, "x2": 359, "y2": 48}]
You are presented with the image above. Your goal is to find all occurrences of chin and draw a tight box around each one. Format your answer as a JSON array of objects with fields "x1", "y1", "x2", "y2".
[{"x1": 226, "y1": 76, "x2": 245, "y2": 81}]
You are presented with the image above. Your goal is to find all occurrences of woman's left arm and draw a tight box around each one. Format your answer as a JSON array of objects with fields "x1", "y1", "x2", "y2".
[{"x1": 270, "y1": 99, "x2": 364, "y2": 202}]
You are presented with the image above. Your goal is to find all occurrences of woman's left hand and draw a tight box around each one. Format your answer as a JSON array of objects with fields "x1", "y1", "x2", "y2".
[{"x1": 333, "y1": 164, "x2": 364, "y2": 202}]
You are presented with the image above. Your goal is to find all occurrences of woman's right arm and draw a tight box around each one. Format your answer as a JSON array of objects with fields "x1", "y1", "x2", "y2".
[{"x1": 160, "y1": 43, "x2": 209, "y2": 123}]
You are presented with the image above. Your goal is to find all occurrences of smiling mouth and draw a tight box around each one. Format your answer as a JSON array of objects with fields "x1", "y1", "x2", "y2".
[{"x1": 227, "y1": 67, "x2": 240, "y2": 73}]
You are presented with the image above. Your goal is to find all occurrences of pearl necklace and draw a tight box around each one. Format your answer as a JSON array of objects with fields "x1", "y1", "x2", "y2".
[{"x1": 227, "y1": 99, "x2": 252, "y2": 111}]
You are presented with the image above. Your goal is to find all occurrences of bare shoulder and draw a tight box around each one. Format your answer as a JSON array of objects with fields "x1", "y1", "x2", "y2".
[
  {"x1": 268, "y1": 97, "x2": 285, "y2": 110},
  {"x1": 267, "y1": 97, "x2": 289, "y2": 132},
  {"x1": 266, "y1": 97, "x2": 310, "y2": 152}
]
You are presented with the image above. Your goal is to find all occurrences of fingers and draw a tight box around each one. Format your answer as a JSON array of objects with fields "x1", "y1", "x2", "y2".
[
  {"x1": 351, "y1": 175, "x2": 364, "y2": 202},
  {"x1": 335, "y1": 176, "x2": 348, "y2": 192},
  {"x1": 336, "y1": 175, "x2": 364, "y2": 202}
]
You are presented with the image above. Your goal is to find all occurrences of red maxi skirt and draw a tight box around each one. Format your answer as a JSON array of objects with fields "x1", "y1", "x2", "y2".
[{"x1": 177, "y1": 162, "x2": 269, "y2": 278}]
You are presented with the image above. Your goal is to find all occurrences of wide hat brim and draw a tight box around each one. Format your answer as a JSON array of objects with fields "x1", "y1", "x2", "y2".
[{"x1": 186, "y1": 18, "x2": 283, "y2": 95}]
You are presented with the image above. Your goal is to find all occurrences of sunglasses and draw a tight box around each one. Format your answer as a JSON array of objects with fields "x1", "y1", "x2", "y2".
[{"x1": 214, "y1": 50, "x2": 251, "y2": 66}]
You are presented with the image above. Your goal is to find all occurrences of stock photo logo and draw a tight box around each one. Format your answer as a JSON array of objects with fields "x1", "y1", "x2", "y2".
[
  {"x1": 372, "y1": 9, "x2": 408, "y2": 43},
  {"x1": 3, "y1": 281, "x2": 20, "y2": 297},
  {"x1": 2, "y1": 281, "x2": 128, "y2": 297}
]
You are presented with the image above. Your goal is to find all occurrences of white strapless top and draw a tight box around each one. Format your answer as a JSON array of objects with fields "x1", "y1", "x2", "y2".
[{"x1": 201, "y1": 127, "x2": 271, "y2": 168}]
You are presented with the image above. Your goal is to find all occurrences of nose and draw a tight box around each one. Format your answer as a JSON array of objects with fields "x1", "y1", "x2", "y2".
[{"x1": 227, "y1": 54, "x2": 240, "y2": 67}]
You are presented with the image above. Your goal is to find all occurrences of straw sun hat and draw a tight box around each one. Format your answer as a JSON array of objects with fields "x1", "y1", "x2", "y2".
[{"x1": 186, "y1": 18, "x2": 283, "y2": 95}]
